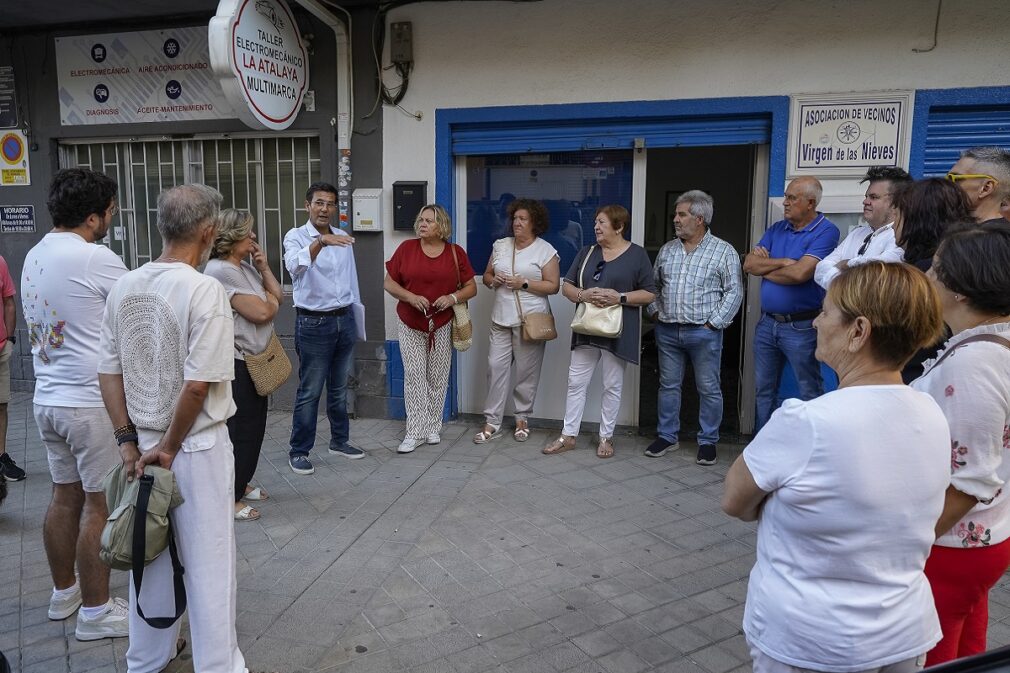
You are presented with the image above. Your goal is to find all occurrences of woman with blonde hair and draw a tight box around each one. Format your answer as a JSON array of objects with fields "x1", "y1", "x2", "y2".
[
  {"x1": 204, "y1": 208, "x2": 283, "y2": 521},
  {"x1": 724, "y1": 262, "x2": 950, "y2": 672},
  {"x1": 384, "y1": 205, "x2": 477, "y2": 454}
]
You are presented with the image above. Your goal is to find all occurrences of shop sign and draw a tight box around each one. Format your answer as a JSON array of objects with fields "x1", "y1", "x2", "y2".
[
  {"x1": 0, "y1": 130, "x2": 30, "y2": 186},
  {"x1": 0, "y1": 66, "x2": 18, "y2": 129},
  {"x1": 788, "y1": 91, "x2": 913, "y2": 177},
  {"x1": 209, "y1": 0, "x2": 309, "y2": 131},
  {"x1": 0, "y1": 205, "x2": 35, "y2": 233},
  {"x1": 55, "y1": 27, "x2": 235, "y2": 125}
]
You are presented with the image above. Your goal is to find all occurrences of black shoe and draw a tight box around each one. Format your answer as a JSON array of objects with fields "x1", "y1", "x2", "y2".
[
  {"x1": 644, "y1": 438, "x2": 678, "y2": 458},
  {"x1": 0, "y1": 453, "x2": 26, "y2": 481},
  {"x1": 696, "y1": 444, "x2": 717, "y2": 466}
]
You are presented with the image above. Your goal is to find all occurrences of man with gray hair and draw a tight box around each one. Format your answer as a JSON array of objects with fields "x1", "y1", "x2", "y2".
[
  {"x1": 947, "y1": 146, "x2": 1010, "y2": 223},
  {"x1": 98, "y1": 184, "x2": 249, "y2": 673},
  {"x1": 645, "y1": 190, "x2": 743, "y2": 465}
]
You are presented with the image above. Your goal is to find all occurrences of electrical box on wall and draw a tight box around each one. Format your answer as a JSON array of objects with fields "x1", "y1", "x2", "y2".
[
  {"x1": 352, "y1": 189, "x2": 382, "y2": 232},
  {"x1": 390, "y1": 22, "x2": 413, "y2": 64},
  {"x1": 393, "y1": 181, "x2": 427, "y2": 231}
]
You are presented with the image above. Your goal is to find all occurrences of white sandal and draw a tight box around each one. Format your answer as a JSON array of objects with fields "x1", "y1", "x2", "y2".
[
  {"x1": 473, "y1": 425, "x2": 503, "y2": 444},
  {"x1": 234, "y1": 504, "x2": 261, "y2": 521},
  {"x1": 514, "y1": 421, "x2": 530, "y2": 442},
  {"x1": 244, "y1": 486, "x2": 268, "y2": 501}
]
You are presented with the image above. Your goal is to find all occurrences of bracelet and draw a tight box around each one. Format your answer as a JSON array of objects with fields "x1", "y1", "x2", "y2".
[
  {"x1": 116, "y1": 432, "x2": 139, "y2": 446},
  {"x1": 114, "y1": 422, "x2": 137, "y2": 440},
  {"x1": 450, "y1": 293, "x2": 458, "y2": 304},
  {"x1": 577, "y1": 289, "x2": 584, "y2": 303}
]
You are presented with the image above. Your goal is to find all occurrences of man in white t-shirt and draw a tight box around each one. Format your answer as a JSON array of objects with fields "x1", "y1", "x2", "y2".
[
  {"x1": 22, "y1": 168, "x2": 129, "y2": 640},
  {"x1": 814, "y1": 166, "x2": 912, "y2": 289},
  {"x1": 98, "y1": 184, "x2": 248, "y2": 673}
]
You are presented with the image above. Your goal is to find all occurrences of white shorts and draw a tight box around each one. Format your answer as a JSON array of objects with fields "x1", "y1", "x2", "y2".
[
  {"x1": 0, "y1": 341, "x2": 11, "y2": 404},
  {"x1": 34, "y1": 405, "x2": 120, "y2": 492}
]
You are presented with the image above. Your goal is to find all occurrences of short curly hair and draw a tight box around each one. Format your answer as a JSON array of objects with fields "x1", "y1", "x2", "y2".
[
  {"x1": 934, "y1": 220, "x2": 1010, "y2": 315},
  {"x1": 414, "y1": 204, "x2": 453, "y2": 241},
  {"x1": 506, "y1": 199, "x2": 550, "y2": 236},
  {"x1": 47, "y1": 168, "x2": 118, "y2": 228},
  {"x1": 210, "y1": 208, "x2": 255, "y2": 259}
]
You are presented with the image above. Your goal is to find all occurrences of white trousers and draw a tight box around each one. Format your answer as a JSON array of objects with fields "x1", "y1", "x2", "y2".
[
  {"x1": 127, "y1": 423, "x2": 245, "y2": 673},
  {"x1": 398, "y1": 320, "x2": 452, "y2": 438},
  {"x1": 562, "y1": 346, "x2": 626, "y2": 439},
  {"x1": 483, "y1": 323, "x2": 547, "y2": 427}
]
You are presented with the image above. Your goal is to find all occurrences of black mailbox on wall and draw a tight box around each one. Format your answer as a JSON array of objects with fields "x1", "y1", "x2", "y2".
[{"x1": 393, "y1": 181, "x2": 428, "y2": 231}]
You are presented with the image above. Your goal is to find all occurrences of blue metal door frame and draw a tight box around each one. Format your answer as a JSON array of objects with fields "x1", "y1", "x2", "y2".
[{"x1": 909, "y1": 85, "x2": 1010, "y2": 177}]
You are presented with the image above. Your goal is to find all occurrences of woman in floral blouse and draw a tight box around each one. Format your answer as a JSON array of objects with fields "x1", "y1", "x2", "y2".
[{"x1": 913, "y1": 220, "x2": 1010, "y2": 665}]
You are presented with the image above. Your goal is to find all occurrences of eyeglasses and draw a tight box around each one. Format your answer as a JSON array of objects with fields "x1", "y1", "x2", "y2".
[
  {"x1": 592, "y1": 260, "x2": 606, "y2": 282},
  {"x1": 946, "y1": 172, "x2": 998, "y2": 184},
  {"x1": 856, "y1": 231, "x2": 874, "y2": 256},
  {"x1": 311, "y1": 200, "x2": 337, "y2": 209}
]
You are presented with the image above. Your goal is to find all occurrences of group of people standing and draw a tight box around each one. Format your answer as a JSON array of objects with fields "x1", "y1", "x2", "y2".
[{"x1": 725, "y1": 146, "x2": 1010, "y2": 672}]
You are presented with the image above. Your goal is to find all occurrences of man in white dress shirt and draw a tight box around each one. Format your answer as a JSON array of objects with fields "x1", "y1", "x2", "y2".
[
  {"x1": 283, "y1": 182, "x2": 364, "y2": 475},
  {"x1": 815, "y1": 166, "x2": 912, "y2": 289}
]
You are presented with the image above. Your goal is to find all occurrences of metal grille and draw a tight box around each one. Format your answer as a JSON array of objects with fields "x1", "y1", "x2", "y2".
[{"x1": 58, "y1": 134, "x2": 320, "y2": 284}]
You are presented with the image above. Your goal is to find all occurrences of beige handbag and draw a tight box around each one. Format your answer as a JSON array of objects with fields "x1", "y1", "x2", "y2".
[
  {"x1": 244, "y1": 332, "x2": 292, "y2": 396},
  {"x1": 570, "y1": 245, "x2": 623, "y2": 338},
  {"x1": 511, "y1": 241, "x2": 557, "y2": 342},
  {"x1": 449, "y1": 244, "x2": 473, "y2": 351}
]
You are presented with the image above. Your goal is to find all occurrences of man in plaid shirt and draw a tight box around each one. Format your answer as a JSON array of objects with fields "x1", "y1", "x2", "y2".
[{"x1": 645, "y1": 191, "x2": 743, "y2": 465}]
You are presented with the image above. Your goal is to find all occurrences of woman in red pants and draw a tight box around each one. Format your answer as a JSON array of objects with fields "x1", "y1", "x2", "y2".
[{"x1": 913, "y1": 221, "x2": 1010, "y2": 665}]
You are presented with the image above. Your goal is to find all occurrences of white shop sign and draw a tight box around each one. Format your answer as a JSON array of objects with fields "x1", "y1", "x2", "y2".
[
  {"x1": 55, "y1": 27, "x2": 235, "y2": 125},
  {"x1": 209, "y1": 0, "x2": 309, "y2": 131},
  {"x1": 788, "y1": 91, "x2": 913, "y2": 177}
]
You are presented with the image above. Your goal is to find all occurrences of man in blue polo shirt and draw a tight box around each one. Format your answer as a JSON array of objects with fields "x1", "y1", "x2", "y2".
[{"x1": 743, "y1": 176, "x2": 839, "y2": 431}]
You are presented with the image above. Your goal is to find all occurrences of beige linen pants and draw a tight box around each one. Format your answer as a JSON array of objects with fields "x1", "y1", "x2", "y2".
[
  {"x1": 482, "y1": 322, "x2": 547, "y2": 428},
  {"x1": 398, "y1": 320, "x2": 452, "y2": 439},
  {"x1": 126, "y1": 423, "x2": 245, "y2": 673},
  {"x1": 562, "y1": 346, "x2": 626, "y2": 439}
]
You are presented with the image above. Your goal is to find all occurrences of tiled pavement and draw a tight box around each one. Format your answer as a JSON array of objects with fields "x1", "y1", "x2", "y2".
[{"x1": 4, "y1": 390, "x2": 1010, "y2": 673}]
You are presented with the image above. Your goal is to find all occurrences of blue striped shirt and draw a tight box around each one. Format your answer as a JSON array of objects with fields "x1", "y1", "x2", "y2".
[{"x1": 646, "y1": 231, "x2": 743, "y2": 329}]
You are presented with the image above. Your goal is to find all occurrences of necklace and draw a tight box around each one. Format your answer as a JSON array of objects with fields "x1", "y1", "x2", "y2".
[
  {"x1": 972, "y1": 314, "x2": 1010, "y2": 329},
  {"x1": 155, "y1": 256, "x2": 187, "y2": 264}
]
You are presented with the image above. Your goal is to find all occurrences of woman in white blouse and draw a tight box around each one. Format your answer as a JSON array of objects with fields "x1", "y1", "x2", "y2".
[
  {"x1": 723, "y1": 262, "x2": 950, "y2": 673},
  {"x1": 912, "y1": 221, "x2": 1010, "y2": 665},
  {"x1": 475, "y1": 199, "x2": 560, "y2": 443}
]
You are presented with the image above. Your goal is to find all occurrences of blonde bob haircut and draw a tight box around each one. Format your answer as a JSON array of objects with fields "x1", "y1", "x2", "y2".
[
  {"x1": 211, "y1": 208, "x2": 254, "y2": 259},
  {"x1": 827, "y1": 261, "x2": 944, "y2": 369},
  {"x1": 414, "y1": 203, "x2": 453, "y2": 241}
]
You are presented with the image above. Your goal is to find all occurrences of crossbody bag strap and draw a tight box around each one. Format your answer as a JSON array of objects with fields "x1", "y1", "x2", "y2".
[
  {"x1": 512, "y1": 239, "x2": 526, "y2": 322},
  {"x1": 449, "y1": 243, "x2": 463, "y2": 291},
  {"x1": 924, "y1": 333, "x2": 1010, "y2": 376},
  {"x1": 131, "y1": 475, "x2": 186, "y2": 629},
  {"x1": 576, "y1": 244, "x2": 596, "y2": 290}
]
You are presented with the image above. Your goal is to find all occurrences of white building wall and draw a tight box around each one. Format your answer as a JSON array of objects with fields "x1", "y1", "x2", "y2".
[{"x1": 380, "y1": 0, "x2": 1010, "y2": 338}]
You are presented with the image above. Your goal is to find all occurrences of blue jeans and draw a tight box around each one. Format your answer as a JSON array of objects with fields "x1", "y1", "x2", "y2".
[
  {"x1": 655, "y1": 322, "x2": 724, "y2": 446},
  {"x1": 289, "y1": 311, "x2": 357, "y2": 458},
  {"x1": 753, "y1": 313, "x2": 822, "y2": 432}
]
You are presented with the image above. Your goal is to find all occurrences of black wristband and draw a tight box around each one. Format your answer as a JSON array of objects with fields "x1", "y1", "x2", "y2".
[
  {"x1": 6, "y1": 335, "x2": 14, "y2": 345},
  {"x1": 116, "y1": 432, "x2": 139, "y2": 446}
]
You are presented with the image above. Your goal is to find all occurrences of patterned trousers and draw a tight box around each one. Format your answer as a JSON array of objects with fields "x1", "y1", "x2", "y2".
[{"x1": 398, "y1": 320, "x2": 452, "y2": 439}]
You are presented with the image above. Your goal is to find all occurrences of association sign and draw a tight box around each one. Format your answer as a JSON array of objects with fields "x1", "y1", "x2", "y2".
[
  {"x1": 788, "y1": 92, "x2": 913, "y2": 177},
  {"x1": 0, "y1": 130, "x2": 29, "y2": 186},
  {"x1": 55, "y1": 27, "x2": 235, "y2": 125},
  {"x1": 209, "y1": 0, "x2": 309, "y2": 131}
]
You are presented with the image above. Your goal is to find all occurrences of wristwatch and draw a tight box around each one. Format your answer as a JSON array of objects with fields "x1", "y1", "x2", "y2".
[
  {"x1": 619, "y1": 293, "x2": 627, "y2": 304},
  {"x1": 521, "y1": 281, "x2": 529, "y2": 290},
  {"x1": 6, "y1": 335, "x2": 14, "y2": 345}
]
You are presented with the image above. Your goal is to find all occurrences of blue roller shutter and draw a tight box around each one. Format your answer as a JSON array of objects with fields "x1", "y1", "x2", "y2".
[
  {"x1": 923, "y1": 106, "x2": 1010, "y2": 176},
  {"x1": 450, "y1": 113, "x2": 771, "y2": 155}
]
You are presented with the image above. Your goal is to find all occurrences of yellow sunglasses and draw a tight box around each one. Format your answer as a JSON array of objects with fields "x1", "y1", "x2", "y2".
[{"x1": 946, "y1": 172, "x2": 998, "y2": 183}]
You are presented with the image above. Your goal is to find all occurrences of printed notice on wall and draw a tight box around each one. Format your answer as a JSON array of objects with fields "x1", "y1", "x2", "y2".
[
  {"x1": 55, "y1": 27, "x2": 236, "y2": 125},
  {"x1": 0, "y1": 205, "x2": 35, "y2": 233},
  {"x1": 787, "y1": 92, "x2": 913, "y2": 177},
  {"x1": 0, "y1": 130, "x2": 30, "y2": 186},
  {"x1": 0, "y1": 66, "x2": 18, "y2": 129}
]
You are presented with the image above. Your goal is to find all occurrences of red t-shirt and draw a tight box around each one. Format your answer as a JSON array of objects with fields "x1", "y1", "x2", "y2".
[{"x1": 386, "y1": 239, "x2": 475, "y2": 333}]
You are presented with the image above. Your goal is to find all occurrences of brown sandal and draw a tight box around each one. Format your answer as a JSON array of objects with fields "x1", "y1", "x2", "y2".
[
  {"x1": 596, "y1": 437, "x2": 614, "y2": 459},
  {"x1": 542, "y1": 436, "x2": 576, "y2": 455}
]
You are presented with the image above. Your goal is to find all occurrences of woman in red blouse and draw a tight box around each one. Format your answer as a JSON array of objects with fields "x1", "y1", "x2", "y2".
[{"x1": 384, "y1": 204, "x2": 477, "y2": 454}]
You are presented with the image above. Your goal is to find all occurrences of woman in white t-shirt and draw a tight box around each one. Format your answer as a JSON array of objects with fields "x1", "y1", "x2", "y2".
[
  {"x1": 204, "y1": 209, "x2": 284, "y2": 522},
  {"x1": 723, "y1": 262, "x2": 951, "y2": 673},
  {"x1": 474, "y1": 199, "x2": 560, "y2": 443},
  {"x1": 912, "y1": 222, "x2": 1010, "y2": 665}
]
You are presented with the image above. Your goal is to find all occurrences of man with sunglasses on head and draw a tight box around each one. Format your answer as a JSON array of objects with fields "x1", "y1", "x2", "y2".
[
  {"x1": 814, "y1": 166, "x2": 912, "y2": 289},
  {"x1": 283, "y1": 182, "x2": 364, "y2": 475},
  {"x1": 947, "y1": 146, "x2": 1010, "y2": 223}
]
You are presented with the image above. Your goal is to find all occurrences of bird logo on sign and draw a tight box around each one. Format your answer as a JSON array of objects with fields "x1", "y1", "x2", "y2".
[{"x1": 255, "y1": 0, "x2": 285, "y2": 32}]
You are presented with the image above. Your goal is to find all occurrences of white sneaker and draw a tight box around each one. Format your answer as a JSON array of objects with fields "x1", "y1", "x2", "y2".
[
  {"x1": 398, "y1": 437, "x2": 425, "y2": 454},
  {"x1": 426, "y1": 433, "x2": 441, "y2": 445},
  {"x1": 75, "y1": 597, "x2": 130, "y2": 641},
  {"x1": 49, "y1": 585, "x2": 82, "y2": 620}
]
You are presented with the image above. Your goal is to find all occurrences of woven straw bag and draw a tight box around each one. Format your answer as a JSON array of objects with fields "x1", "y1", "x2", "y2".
[
  {"x1": 244, "y1": 332, "x2": 292, "y2": 396},
  {"x1": 449, "y1": 244, "x2": 473, "y2": 351}
]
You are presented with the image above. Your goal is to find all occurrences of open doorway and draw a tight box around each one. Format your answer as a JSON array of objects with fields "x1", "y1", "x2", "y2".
[{"x1": 638, "y1": 145, "x2": 759, "y2": 441}]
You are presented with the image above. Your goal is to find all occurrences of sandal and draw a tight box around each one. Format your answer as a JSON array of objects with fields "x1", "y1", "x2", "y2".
[
  {"x1": 596, "y1": 437, "x2": 615, "y2": 459},
  {"x1": 514, "y1": 420, "x2": 530, "y2": 442},
  {"x1": 473, "y1": 425, "x2": 503, "y2": 444},
  {"x1": 234, "y1": 504, "x2": 261, "y2": 521},
  {"x1": 542, "y1": 436, "x2": 576, "y2": 455},
  {"x1": 244, "y1": 486, "x2": 269, "y2": 501},
  {"x1": 172, "y1": 637, "x2": 188, "y2": 661}
]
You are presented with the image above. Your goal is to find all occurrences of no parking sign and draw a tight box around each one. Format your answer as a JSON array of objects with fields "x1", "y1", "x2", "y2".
[{"x1": 0, "y1": 129, "x2": 29, "y2": 186}]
